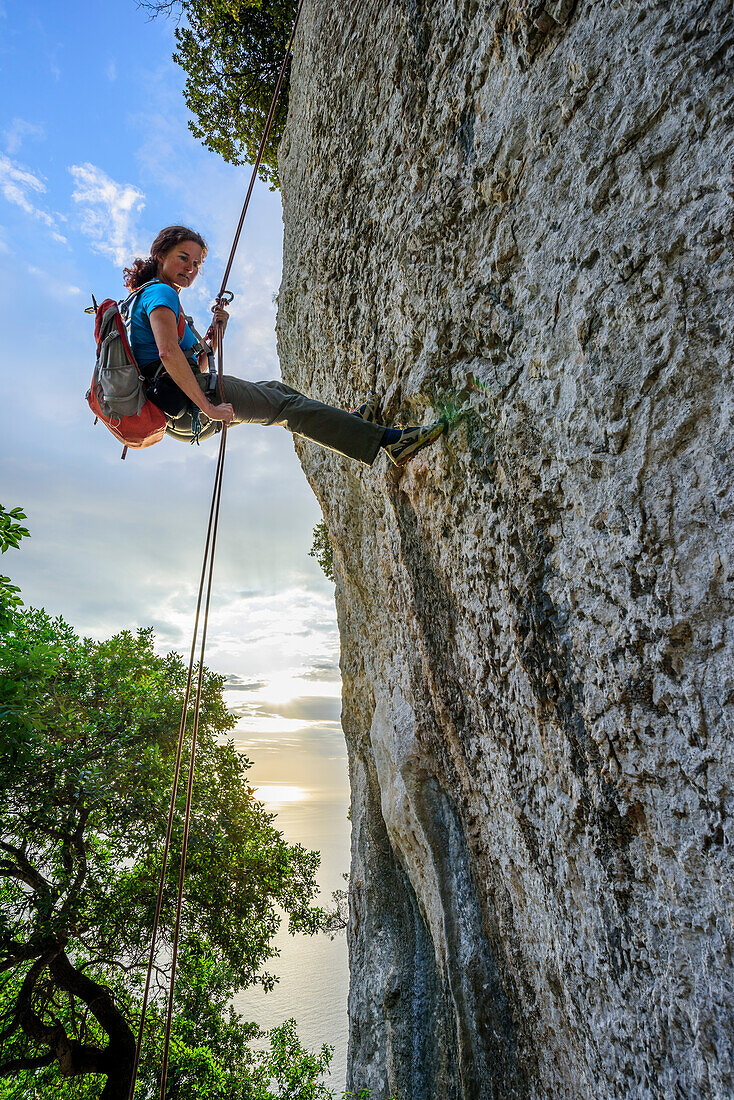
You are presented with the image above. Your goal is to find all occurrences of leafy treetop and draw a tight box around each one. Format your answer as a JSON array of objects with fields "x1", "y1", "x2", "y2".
[{"x1": 142, "y1": 0, "x2": 298, "y2": 188}]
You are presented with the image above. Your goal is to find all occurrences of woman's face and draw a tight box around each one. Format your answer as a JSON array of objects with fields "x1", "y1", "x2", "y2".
[{"x1": 157, "y1": 240, "x2": 204, "y2": 290}]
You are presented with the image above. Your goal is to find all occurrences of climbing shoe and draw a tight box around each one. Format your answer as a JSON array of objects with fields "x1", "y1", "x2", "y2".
[
  {"x1": 384, "y1": 418, "x2": 446, "y2": 466},
  {"x1": 351, "y1": 391, "x2": 382, "y2": 423}
]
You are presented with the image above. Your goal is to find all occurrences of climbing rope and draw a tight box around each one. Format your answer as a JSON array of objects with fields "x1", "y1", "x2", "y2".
[{"x1": 127, "y1": 2, "x2": 306, "y2": 1097}]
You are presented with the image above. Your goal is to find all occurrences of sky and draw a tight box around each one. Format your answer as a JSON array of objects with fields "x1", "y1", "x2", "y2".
[{"x1": 0, "y1": 0, "x2": 347, "y2": 802}]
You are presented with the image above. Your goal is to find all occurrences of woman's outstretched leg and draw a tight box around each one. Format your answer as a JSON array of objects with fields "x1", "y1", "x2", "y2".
[
  {"x1": 220, "y1": 377, "x2": 385, "y2": 464},
  {"x1": 166, "y1": 374, "x2": 444, "y2": 465}
]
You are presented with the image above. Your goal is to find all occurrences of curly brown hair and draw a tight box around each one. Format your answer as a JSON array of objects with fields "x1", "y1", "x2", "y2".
[{"x1": 123, "y1": 225, "x2": 208, "y2": 290}]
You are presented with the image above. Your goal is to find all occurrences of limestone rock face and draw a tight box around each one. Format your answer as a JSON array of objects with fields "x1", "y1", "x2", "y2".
[{"x1": 276, "y1": 2, "x2": 734, "y2": 1096}]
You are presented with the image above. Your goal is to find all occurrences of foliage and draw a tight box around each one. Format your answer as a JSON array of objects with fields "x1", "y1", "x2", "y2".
[
  {"x1": 323, "y1": 874, "x2": 349, "y2": 940},
  {"x1": 309, "y1": 522, "x2": 335, "y2": 583},
  {"x1": 0, "y1": 602, "x2": 328, "y2": 1097},
  {"x1": 142, "y1": 0, "x2": 298, "y2": 188},
  {"x1": 342, "y1": 1094, "x2": 398, "y2": 1100},
  {"x1": 247, "y1": 1019, "x2": 332, "y2": 1099},
  {"x1": 0, "y1": 507, "x2": 29, "y2": 621}
]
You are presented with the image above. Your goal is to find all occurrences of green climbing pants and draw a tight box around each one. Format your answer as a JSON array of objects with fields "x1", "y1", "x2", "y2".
[{"x1": 164, "y1": 374, "x2": 385, "y2": 466}]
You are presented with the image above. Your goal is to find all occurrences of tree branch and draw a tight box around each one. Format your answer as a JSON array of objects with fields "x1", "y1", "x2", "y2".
[
  {"x1": 0, "y1": 944, "x2": 62, "y2": 1043},
  {"x1": 57, "y1": 807, "x2": 90, "y2": 921},
  {"x1": 136, "y1": 0, "x2": 186, "y2": 25},
  {"x1": 22, "y1": 1007, "x2": 110, "y2": 1078},
  {"x1": 0, "y1": 1051, "x2": 55, "y2": 1075},
  {"x1": 81, "y1": 955, "x2": 171, "y2": 981},
  {"x1": 0, "y1": 937, "x2": 63, "y2": 975},
  {"x1": 0, "y1": 942, "x2": 134, "y2": 1092},
  {"x1": 48, "y1": 951, "x2": 136, "y2": 1093},
  {"x1": 0, "y1": 841, "x2": 54, "y2": 901}
]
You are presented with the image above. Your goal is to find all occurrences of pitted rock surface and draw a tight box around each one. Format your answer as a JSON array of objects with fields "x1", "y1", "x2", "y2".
[{"x1": 276, "y1": 2, "x2": 734, "y2": 1097}]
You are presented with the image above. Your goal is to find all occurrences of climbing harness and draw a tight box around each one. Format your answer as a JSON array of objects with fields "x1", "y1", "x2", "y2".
[{"x1": 126, "y1": 2, "x2": 305, "y2": 1097}]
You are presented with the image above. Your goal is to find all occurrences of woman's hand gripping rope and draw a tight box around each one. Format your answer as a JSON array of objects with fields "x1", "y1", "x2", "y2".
[
  {"x1": 204, "y1": 302, "x2": 230, "y2": 354},
  {"x1": 204, "y1": 299, "x2": 233, "y2": 424}
]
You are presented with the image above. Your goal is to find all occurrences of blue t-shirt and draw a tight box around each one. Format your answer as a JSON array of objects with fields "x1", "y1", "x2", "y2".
[{"x1": 128, "y1": 281, "x2": 198, "y2": 366}]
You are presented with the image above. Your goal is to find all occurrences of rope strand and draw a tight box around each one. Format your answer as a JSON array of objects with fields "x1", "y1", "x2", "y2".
[
  {"x1": 217, "y1": 0, "x2": 305, "y2": 299},
  {"x1": 128, "y1": 0, "x2": 305, "y2": 1093},
  {"x1": 126, "y1": 429, "x2": 227, "y2": 1100},
  {"x1": 159, "y1": 424, "x2": 227, "y2": 1098}
]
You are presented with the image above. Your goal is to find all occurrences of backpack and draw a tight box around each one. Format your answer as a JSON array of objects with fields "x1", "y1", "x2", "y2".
[{"x1": 86, "y1": 280, "x2": 182, "y2": 458}]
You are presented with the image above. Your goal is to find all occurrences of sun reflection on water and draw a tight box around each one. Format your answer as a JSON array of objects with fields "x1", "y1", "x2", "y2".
[{"x1": 253, "y1": 784, "x2": 309, "y2": 805}]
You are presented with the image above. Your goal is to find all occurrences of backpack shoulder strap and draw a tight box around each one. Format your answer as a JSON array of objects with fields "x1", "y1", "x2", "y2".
[
  {"x1": 184, "y1": 314, "x2": 212, "y2": 357},
  {"x1": 120, "y1": 278, "x2": 162, "y2": 313},
  {"x1": 121, "y1": 279, "x2": 187, "y2": 341},
  {"x1": 121, "y1": 279, "x2": 200, "y2": 347}
]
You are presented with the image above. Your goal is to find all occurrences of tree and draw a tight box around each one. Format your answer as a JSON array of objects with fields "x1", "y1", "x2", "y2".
[
  {"x1": 141, "y1": 0, "x2": 297, "y2": 188},
  {"x1": 309, "y1": 523, "x2": 335, "y2": 584},
  {"x1": 0, "y1": 582, "x2": 330, "y2": 1096},
  {"x1": 0, "y1": 507, "x2": 29, "y2": 623}
]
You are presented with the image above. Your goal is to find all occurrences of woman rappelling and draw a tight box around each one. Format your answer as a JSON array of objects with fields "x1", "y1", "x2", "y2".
[{"x1": 119, "y1": 224, "x2": 445, "y2": 466}]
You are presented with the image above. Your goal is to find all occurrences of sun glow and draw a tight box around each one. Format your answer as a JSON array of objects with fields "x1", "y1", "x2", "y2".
[
  {"x1": 255, "y1": 671, "x2": 340, "y2": 705},
  {"x1": 253, "y1": 785, "x2": 308, "y2": 805},
  {"x1": 234, "y1": 716, "x2": 325, "y2": 735}
]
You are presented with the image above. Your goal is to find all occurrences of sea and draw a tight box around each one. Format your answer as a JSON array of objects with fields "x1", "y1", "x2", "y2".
[{"x1": 231, "y1": 792, "x2": 352, "y2": 1093}]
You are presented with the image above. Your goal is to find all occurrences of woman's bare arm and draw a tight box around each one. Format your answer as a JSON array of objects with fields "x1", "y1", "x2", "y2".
[{"x1": 149, "y1": 306, "x2": 233, "y2": 423}]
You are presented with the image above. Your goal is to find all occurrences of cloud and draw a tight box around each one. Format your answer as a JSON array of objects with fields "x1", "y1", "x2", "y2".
[
  {"x1": 69, "y1": 162, "x2": 146, "y2": 266},
  {"x1": 224, "y1": 675, "x2": 269, "y2": 692},
  {"x1": 4, "y1": 119, "x2": 45, "y2": 156},
  {"x1": 0, "y1": 154, "x2": 54, "y2": 226},
  {"x1": 231, "y1": 722, "x2": 346, "y2": 766},
  {"x1": 106, "y1": 60, "x2": 117, "y2": 82},
  {"x1": 301, "y1": 659, "x2": 341, "y2": 683},
  {"x1": 26, "y1": 265, "x2": 81, "y2": 299},
  {"x1": 228, "y1": 695, "x2": 341, "y2": 733},
  {"x1": 270, "y1": 696, "x2": 342, "y2": 722}
]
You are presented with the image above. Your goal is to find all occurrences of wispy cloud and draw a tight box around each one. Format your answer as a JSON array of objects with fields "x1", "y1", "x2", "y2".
[
  {"x1": 106, "y1": 60, "x2": 117, "y2": 82},
  {"x1": 4, "y1": 118, "x2": 45, "y2": 156},
  {"x1": 225, "y1": 675, "x2": 269, "y2": 692},
  {"x1": 272, "y1": 696, "x2": 342, "y2": 722},
  {"x1": 144, "y1": 581, "x2": 339, "y2": 683},
  {"x1": 301, "y1": 659, "x2": 341, "y2": 683},
  {"x1": 0, "y1": 154, "x2": 54, "y2": 225},
  {"x1": 27, "y1": 264, "x2": 81, "y2": 299},
  {"x1": 69, "y1": 162, "x2": 145, "y2": 266}
]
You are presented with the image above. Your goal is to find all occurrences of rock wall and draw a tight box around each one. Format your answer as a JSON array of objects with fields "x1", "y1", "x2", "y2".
[{"x1": 276, "y1": 2, "x2": 734, "y2": 1096}]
